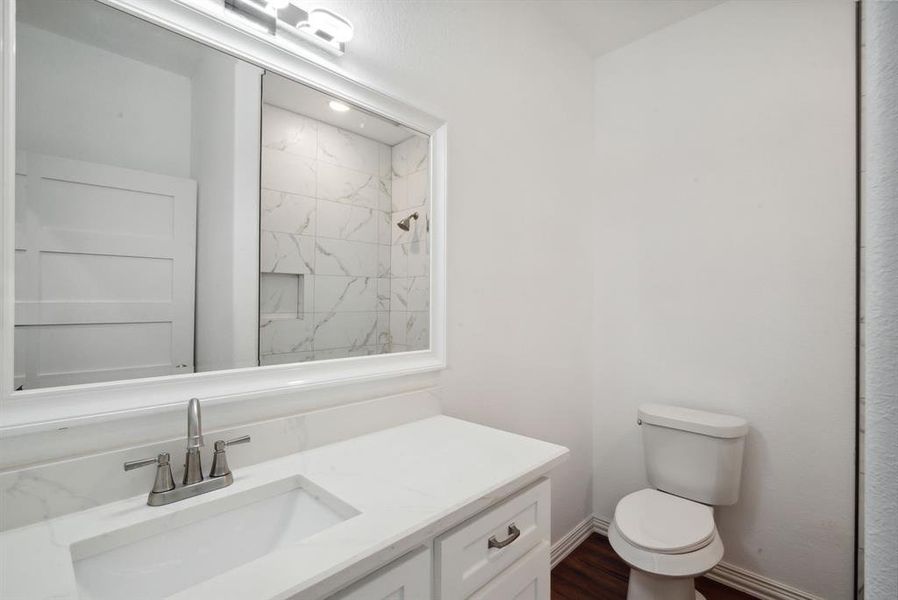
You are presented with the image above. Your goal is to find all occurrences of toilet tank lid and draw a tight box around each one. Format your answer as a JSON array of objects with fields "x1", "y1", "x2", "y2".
[{"x1": 638, "y1": 404, "x2": 748, "y2": 439}]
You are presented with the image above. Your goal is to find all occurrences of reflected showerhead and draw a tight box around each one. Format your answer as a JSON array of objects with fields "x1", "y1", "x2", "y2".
[{"x1": 396, "y1": 212, "x2": 419, "y2": 231}]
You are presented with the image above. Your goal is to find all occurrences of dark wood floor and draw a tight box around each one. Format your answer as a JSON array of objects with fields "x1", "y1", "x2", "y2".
[{"x1": 551, "y1": 534, "x2": 757, "y2": 600}]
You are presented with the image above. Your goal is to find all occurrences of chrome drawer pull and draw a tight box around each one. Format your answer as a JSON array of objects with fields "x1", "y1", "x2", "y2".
[{"x1": 488, "y1": 523, "x2": 521, "y2": 549}]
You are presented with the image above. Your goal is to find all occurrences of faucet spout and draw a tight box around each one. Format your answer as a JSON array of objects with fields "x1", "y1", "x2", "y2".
[
  {"x1": 186, "y1": 397, "x2": 203, "y2": 449},
  {"x1": 183, "y1": 398, "x2": 204, "y2": 485}
]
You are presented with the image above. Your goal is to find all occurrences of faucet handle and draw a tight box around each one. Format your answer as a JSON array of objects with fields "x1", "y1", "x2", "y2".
[
  {"x1": 213, "y1": 435, "x2": 251, "y2": 452},
  {"x1": 209, "y1": 435, "x2": 251, "y2": 478},
  {"x1": 124, "y1": 452, "x2": 170, "y2": 471},
  {"x1": 124, "y1": 452, "x2": 176, "y2": 493}
]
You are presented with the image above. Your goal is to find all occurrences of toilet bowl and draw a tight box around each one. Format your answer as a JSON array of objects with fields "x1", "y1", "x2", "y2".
[
  {"x1": 609, "y1": 488, "x2": 724, "y2": 600},
  {"x1": 608, "y1": 404, "x2": 748, "y2": 600}
]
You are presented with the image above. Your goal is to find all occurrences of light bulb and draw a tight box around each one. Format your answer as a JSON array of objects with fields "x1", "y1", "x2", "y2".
[
  {"x1": 308, "y1": 8, "x2": 354, "y2": 43},
  {"x1": 329, "y1": 100, "x2": 350, "y2": 113}
]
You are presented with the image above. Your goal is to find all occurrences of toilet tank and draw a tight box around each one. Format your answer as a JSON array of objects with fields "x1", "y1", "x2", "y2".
[{"x1": 639, "y1": 403, "x2": 749, "y2": 506}]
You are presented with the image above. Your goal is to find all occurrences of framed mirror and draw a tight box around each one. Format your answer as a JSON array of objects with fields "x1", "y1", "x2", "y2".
[{"x1": 0, "y1": 0, "x2": 446, "y2": 431}]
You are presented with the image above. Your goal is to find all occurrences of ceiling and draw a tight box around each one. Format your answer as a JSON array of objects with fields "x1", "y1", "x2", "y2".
[
  {"x1": 540, "y1": 1, "x2": 722, "y2": 58},
  {"x1": 263, "y1": 72, "x2": 419, "y2": 146}
]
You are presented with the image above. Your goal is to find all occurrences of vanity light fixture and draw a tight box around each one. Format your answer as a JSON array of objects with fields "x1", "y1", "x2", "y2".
[
  {"x1": 290, "y1": 6, "x2": 354, "y2": 55},
  {"x1": 307, "y1": 8, "x2": 354, "y2": 43},
  {"x1": 224, "y1": 0, "x2": 354, "y2": 56},
  {"x1": 329, "y1": 100, "x2": 351, "y2": 113},
  {"x1": 224, "y1": 0, "x2": 277, "y2": 35}
]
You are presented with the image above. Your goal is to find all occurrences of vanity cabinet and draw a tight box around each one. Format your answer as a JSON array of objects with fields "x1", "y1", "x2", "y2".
[
  {"x1": 435, "y1": 478, "x2": 550, "y2": 599},
  {"x1": 329, "y1": 547, "x2": 432, "y2": 600},
  {"x1": 329, "y1": 478, "x2": 551, "y2": 600},
  {"x1": 468, "y1": 541, "x2": 551, "y2": 600}
]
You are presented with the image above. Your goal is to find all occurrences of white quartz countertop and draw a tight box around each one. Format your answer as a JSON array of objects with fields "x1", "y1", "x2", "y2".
[{"x1": 0, "y1": 415, "x2": 568, "y2": 600}]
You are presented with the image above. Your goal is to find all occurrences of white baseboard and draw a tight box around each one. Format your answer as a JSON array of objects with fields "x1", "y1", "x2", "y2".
[
  {"x1": 550, "y1": 514, "x2": 596, "y2": 568},
  {"x1": 552, "y1": 515, "x2": 823, "y2": 600},
  {"x1": 705, "y1": 562, "x2": 825, "y2": 600}
]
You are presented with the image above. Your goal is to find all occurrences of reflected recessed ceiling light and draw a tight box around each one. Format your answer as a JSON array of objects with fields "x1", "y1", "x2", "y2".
[
  {"x1": 329, "y1": 100, "x2": 351, "y2": 113},
  {"x1": 266, "y1": 0, "x2": 291, "y2": 9},
  {"x1": 308, "y1": 8, "x2": 354, "y2": 43}
]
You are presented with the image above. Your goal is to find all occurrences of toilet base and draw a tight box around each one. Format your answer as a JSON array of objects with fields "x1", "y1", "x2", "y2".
[{"x1": 626, "y1": 568, "x2": 705, "y2": 600}]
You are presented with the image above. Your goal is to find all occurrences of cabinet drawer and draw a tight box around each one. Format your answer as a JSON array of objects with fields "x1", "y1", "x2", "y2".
[
  {"x1": 328, "y1": 546, "x2": 432, "y2": 600},
  {"x1": 468, "y1": 541, "x2": 550, "y2": 600},
  {"x1": 435, "y1": 478, "x2": 550, "y2": 599}
]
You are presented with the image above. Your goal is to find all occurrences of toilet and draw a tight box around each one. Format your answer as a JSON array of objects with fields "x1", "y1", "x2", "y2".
[{"x1": 609, "y1": 403, "x2": 749, "y2": 600}]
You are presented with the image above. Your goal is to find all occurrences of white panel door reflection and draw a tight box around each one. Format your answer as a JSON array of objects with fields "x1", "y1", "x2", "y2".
[{"x1": 13, "y1": 152, "x2": 197, "y2": 390}]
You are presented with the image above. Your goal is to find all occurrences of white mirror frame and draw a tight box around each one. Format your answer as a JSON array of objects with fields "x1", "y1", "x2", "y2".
[{"x1": 0, "y1": 0, "x2": 447, "y2": 436}]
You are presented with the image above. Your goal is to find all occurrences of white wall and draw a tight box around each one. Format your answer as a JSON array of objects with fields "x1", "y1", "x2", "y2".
[
  {"x1": 191, "y1": 52, "x2": 262, "y2": 372},
  {"x1": 863, "y1": 2, "x2": 898, "y2": 598},
  {"x1": 591, "y1": 2, "x2": 856, "y2": 598},
  {"x1": 310, "y1": 0, "x2": 597, "y2": 542},
  {"x1": 15, "y1": 23, "x2": 191, "y2": 178}
]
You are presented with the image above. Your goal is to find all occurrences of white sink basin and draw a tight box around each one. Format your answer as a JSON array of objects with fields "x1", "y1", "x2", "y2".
[{"x1": 72, "y1": 476, "x2": 357, "y2": 600}]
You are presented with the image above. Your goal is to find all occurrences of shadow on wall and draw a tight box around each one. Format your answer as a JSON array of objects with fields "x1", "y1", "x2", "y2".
[{"x1": 714, "y1": 425, "x2": 764, "y2": 571}]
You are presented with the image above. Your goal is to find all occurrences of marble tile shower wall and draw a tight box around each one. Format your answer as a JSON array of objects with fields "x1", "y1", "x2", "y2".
[
  {"x1": 259, "y1": 105, "x2": 429, "y2": 363},
  {"x1": 389, "y1": 136, "x2": 430, "y2": 352},
  {"x1": 260, "y1": 104, "x2": 392, "y2": 364}
]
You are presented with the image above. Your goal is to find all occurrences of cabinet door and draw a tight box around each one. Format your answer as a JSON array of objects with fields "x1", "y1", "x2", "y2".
[
  {"x1": 468, "y1": 541, "x2": 550, "y2": 600},
  {"x1": 328, "y1": 546, "x2": 431, "y2": 600},
  {"x1": 435, "y1": 478, "x2": 550, "y2": 599}
]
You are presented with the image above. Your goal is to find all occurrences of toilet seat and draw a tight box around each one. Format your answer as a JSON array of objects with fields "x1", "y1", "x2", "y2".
[
  {"x1": 608, "y1": 520, "x2": 724, "y2": 580},
  {"x1": 609, "y1": 488, "x2": 724, "y2": 580},
  {"x1": 614, "y1": 489, "x2": 715, "y2": 554}
]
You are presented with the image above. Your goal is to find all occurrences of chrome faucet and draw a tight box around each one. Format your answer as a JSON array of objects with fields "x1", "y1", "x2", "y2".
[{"x1": 124, "y1": 398, "x2": 251, "y2": 506}]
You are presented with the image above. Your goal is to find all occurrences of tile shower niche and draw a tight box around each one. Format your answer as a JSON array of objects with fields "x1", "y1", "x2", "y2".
[
  {"x1": 260, "y1": 274, "x2": 306, "y2": 319},
  {"x1": 259, "y1": 74, "x2": 430, "y2": 365}
]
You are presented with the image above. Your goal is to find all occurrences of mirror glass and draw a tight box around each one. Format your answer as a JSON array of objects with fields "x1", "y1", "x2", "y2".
[{"x1": 13, "y1": 0, "x2": 430, "y2": 391}]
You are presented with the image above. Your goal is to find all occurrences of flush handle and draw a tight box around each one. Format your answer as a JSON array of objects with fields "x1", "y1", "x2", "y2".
[{"x1": 488, "y1": 523, "x2": 521, "y2": 549}]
